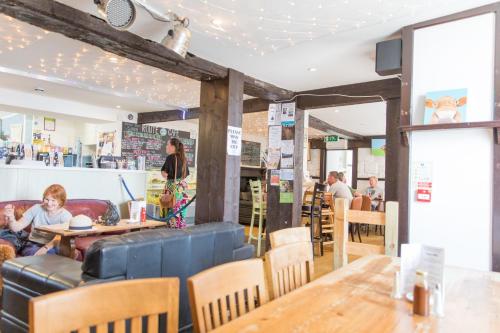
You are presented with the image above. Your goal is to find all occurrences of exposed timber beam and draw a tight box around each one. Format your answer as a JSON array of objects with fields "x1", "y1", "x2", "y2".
[
  {"x1": 308, "y1": 115, "x2": 364, "y2": 140},
  {"x1": 138, "y1": 98, "x2": 270, "y2": 123},
  {"x1": 296, "y1": 78, "x2": 401, "y2": 110},
  {"x1": 0, "y1": 0, "x2": 294, "y2": 101}
]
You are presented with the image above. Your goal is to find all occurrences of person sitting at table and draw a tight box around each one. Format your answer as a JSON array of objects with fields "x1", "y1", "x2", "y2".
[
  {"x1": 364, "y1": 176, "x2": 384, "y2": 210},
  {"x1": 338, "y1": 172, "x2": 362, "y2": 198},
  {"x1": 327, "y1": 171, "x2": 353, "y2": 206},
  {"x1": 0, "y1": 184, "x2": 72, "y2": 258}
]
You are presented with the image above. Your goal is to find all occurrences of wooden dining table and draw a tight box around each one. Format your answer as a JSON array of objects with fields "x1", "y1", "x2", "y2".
[
  {"x1": 35, "y1": 219, "x2": 166, "y2": 258},
  {"x1": 212, "y1": 255, "x2": 500, "y2": 333}
]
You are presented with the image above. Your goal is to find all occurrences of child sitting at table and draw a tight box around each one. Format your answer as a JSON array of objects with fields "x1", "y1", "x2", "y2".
[{"x1": 0, "y1": 184, "x2": 72, "y2": 258}]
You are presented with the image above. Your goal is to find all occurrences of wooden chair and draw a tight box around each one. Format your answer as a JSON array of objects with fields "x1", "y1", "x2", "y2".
[
  {"x1": 320, "y1": 193, "x2": 335, "y2": 248},
  {"x1": 30, "y1": 278, "x2": 179, "y2": 333},
  {"x1": 265, "y1": 242, "x2": 314, "y2": 300},
  {"x1": 248, "y1": 179, "x2": 266, "y2": 257},
  {"x1": 188, "y1": 259, "x2": 269, "y2": 333},
  {"x1": 349, "y1": 197, "x2": 363, "y2": 243},
  {"x1": 333, "y1": 198, "x2": 398, "y2": 270},
  {"x1": 270, "y1": 226, "x2": 310, "y2": 248},
  {"x1": 301, "y1": 183, "x2": 328, "y2": 256}
]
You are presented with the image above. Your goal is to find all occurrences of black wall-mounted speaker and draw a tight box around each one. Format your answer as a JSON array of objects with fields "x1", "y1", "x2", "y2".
[{"x1": 375, "y1": 39, "x2": 402, "y2": 76}]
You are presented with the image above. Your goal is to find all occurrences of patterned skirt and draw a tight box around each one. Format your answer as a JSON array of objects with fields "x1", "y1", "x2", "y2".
[{"x1": 164, "y1": 179, "x2": 189, "y2": 229}]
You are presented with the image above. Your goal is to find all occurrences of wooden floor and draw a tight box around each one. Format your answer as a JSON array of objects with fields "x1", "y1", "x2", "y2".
[{"x1": 244, "y1": 225, "x2": 385, "y2": 279}]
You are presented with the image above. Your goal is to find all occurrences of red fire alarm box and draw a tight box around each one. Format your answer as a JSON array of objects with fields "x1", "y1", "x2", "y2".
[{"x1": 416, "y1": 188, "x2": 432, "y2": 202}]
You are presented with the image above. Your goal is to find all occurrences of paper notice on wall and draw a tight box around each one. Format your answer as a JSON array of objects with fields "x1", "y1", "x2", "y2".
[
  {"x1": 281, "y1": 140, "x2": 294, "y2": 168},
  {"x1": 267, "y1": 147, "x2": 281, "y2": 169},
  {"x1": 270, "y1": 170, "x2": 280, "y2": 186},
  {"x1": 281, "y1": 102, "x2": 296, "y2": 125},
  {"x1": 268, "y1": 103, "x2": 282, "y2": 126},
  {"x1": 227, "y1": 126, "x2": 242, "y2": 156},
  {"x1": 400, "y1": 244, "x2": 445, "y2": 295},
  {"x1": 280, "y1": 180, "x2": 294, "y2": 203},
  {"x1": 268, "y1": 125, "x2": 282, "y2": 149},
  {"x1": 9, "y1": 124, "x2": 23, "y2": 143},
  {"x1": 412, "y1": 161, "x2": 433, "y2": 185},
  {"x1": 280, "y1": 168, "x2": 294, "y2": 181}
]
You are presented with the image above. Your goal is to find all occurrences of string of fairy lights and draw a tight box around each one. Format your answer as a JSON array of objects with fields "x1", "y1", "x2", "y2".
[
  {"x1": 152, "y1": 0, "x2": 454, "y2": 56},
  {"x1": 0, "y1": 14, "x2": 201, "y2": 109}
]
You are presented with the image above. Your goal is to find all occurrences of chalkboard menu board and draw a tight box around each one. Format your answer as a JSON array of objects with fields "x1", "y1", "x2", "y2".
[
  {"x1": 241, "y1": 140, "x2": 261, "y2": 167},
  {"x1": 121, "y1": 123, "x2": 196, "y2": 170}
]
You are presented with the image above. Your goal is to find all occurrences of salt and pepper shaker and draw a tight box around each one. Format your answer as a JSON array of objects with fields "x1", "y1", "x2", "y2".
[
  {"x1": 432, "y1": 283, "x2": 444, "y2": 317},
  {"x1": 391, "y1": 271, "x2": 403, "y2": 299}
]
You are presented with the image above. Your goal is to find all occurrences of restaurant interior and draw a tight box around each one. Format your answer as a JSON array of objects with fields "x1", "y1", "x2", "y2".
[{"x1": 0, "y1": 0, "x2": 499, "y2": 332}]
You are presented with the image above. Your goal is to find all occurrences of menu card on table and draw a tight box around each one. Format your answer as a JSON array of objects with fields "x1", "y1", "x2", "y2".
[{"x1": 400, "y1": 244, "x2": 445, "y2": 296}]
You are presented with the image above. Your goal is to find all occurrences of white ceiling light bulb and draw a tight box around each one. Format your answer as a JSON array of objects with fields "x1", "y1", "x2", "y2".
[
  {"x1": 308, "y1": 67, "x2": 317, "y2": 72},
  {"x1": 94, "y1": 0, "x2": 136, "y2": 30}
]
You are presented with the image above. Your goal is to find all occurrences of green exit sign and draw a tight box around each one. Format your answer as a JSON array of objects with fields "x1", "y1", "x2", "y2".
[{"x1": 324, "y1": 135, "x2": 339, "y2": 142}]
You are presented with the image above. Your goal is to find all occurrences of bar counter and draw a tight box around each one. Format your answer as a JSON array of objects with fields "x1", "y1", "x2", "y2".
[{"x1": 0, "y1": 164, "x2": 146, "y2": 216}]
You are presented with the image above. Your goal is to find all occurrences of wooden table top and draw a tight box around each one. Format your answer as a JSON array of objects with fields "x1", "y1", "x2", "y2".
[
  {"x1": 35, "y1": 219, "x2": 166, "y2": 237},
  {"x1": 213, "y1": 255, "x2": 500, "y2": 333}
]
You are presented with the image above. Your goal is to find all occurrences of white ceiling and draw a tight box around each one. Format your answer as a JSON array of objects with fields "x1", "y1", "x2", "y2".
[
  {"x1": 309, "y1": 102, "x2": 386, "y2": 136},
  {"x1": 58, "y1": 0, "x2": 495, "y2": 91},
  {"x1": 0, "y1": 0, "x2": 494, "y2": 132}
]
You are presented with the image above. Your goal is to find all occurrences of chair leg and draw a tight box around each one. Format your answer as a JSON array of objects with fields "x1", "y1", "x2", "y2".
[
  {"x1": 366, "y1": 224, "x2": 370, "y2": 237},
  {"x1": 357, "y1": 224, "x2": 362, "y2": 243},
  {"x1": 248, "y1": 211, "x2": 256, "y2": 244},
  {"x1": 349, "y1": 223, "x2": 355, "y2": 242},
  {"x1": 256, "y1": 213, "x2": 264, "y2": 257},
  {"x1": 318, "y1": 212, "x2": 324, "y2": 256}
]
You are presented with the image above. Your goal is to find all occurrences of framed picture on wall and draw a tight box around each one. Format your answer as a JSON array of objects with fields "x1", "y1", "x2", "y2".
[
  {"x1": 44, "y1": 117, "x2": 56, "y2": 131},
  {"x1": 424, "y1": 88, "x2": 467, "y2": 124}
]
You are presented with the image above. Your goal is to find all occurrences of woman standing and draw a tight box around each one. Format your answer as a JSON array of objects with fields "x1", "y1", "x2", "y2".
[{"x1": 161, "y1": 138, "x2": 190, "y2": 228}]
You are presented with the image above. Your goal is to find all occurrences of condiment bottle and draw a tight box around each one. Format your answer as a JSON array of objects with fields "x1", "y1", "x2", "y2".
[{"x1": 413, "y1": 270, "x2": 430, "y2": 316}]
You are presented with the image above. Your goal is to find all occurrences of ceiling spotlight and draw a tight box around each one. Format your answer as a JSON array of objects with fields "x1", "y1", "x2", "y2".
[
  {"x1": 308, "y1": 67, "x2": 317, "y2": 72},
  {"x1": 94, "y1": 0, "x2": 136, "y2": 30},
  {"x1": 161, "y1": 18, "x2": 192, "y2": 58},
  {"x1": 34, "y1": 87, "x2": 45, "y2": 93}
]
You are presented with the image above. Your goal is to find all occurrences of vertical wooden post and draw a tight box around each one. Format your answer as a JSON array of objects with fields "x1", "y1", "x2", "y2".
[
  {"x1": 384, "y1": 98, "x2": 408, "y2": 253},
  {"x1": 195, "y1": 69, "x2": 244, "y2": 224},
  {"x1": 266, "y1": 106, "x2": 305, "y2": 248},
  {"x1": 333, "y1": 198, "x2": 349, "y2": 270},
  {"x1": 384, "y1": 201, "x2": 399, "y2": 257}
]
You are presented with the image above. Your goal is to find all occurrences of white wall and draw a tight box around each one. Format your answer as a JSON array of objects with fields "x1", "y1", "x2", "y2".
[
  {"x1": 357, "y1": 148, "x2": 385, "y2": 179},
  {"x1": 409, "y1": 14, "x2": 495, "y2": 270}
]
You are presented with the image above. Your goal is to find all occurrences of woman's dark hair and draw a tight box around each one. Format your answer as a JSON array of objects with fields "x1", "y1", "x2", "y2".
[{"x1": 169, "y1": 138, "x2": 187, "y2": 177}]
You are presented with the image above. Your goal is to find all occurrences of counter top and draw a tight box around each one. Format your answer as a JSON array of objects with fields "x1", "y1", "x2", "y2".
[{"x1": 0, "y1": 164, "x2": 146, "y2": 174}]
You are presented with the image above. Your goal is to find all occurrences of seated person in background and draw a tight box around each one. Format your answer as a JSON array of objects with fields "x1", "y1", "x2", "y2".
[
  {"x1": 338, "y1": 172, "x2": 362, "y2": 198},
  {"x1": 327, "y1": 171, "x2": 353, "y2": 206},
  {"x1": 1, "y1": 184, "x2": 72, "y2": 257},
  {"x1": 364, "y1": 176, "x2": 384, "y2": 210}
]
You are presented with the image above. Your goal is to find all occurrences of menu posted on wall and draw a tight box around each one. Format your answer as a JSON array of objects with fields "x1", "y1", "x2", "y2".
[
  {"x1": 121, "y1": 123, "x2": 196, "y2": 170},
  {"x1": 241, "y1": 140, "x2": 261, "y2": 167}
]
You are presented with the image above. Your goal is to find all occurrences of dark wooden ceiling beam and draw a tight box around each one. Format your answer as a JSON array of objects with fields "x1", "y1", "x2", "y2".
[
  {"x1": 138, "y1": 98, "x2": 270, "y2": 123},
  {"x1": 296, "y1": 78, "x2": 401, "y2": 110},
  {"x1": 0, "y1": 0, "x2": 294, "y2": 101},
  {"x1": 309, "y1": 115, "x2": 364, "y2": 140}
]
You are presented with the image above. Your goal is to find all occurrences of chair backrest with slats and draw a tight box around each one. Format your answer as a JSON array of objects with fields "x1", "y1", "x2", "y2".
[
  {"x1": 30, "y1": 278, "x2": 179, "y2": 333},
  {"x1": 249, "y1": 180, "x2": 264, "y2": 207},
  {"x1": 333, "y1": 198, "x2": 399, "y2": 270},
  {"x1": 270, "y1": 227, "x2": 311, "y2": 248},
  {"x1": 188, "y1": 259, "x2": 269, "y2": 333},
  {"x1": 265, "y1": 242, "x2": 314, "y2": 300}
]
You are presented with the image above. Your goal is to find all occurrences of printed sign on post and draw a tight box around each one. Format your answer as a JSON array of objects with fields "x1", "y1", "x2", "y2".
[{"x1": 227, "y1": 126, "x2": 242, "y2": 156}]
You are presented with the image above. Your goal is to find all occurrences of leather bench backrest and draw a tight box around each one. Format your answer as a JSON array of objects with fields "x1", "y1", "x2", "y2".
[
  {"x1": 82, "y1": 222, "x2": 247, "y2": 331},
  {"x1": 0, "y1": 199, "x2": 110, "y2": 230}
]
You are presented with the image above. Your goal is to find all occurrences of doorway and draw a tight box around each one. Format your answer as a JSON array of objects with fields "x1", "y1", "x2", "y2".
[{"x1": 326, "y1": 150, "x2": 353, "y2": 187}]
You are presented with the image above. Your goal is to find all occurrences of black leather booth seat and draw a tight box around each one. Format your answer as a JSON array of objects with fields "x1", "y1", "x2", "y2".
[{"x1": 1, "y1": 222, "x2": 254, "y2": 333}]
